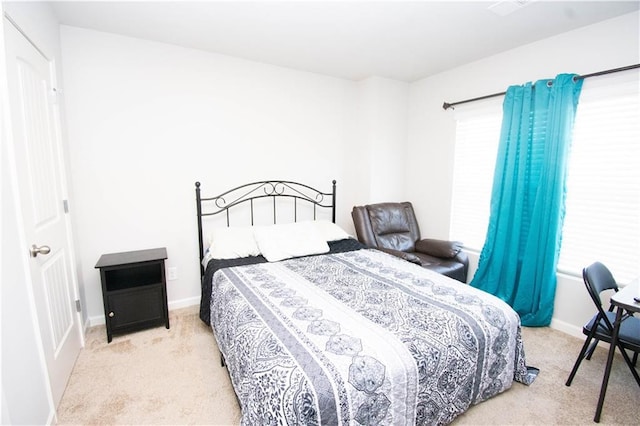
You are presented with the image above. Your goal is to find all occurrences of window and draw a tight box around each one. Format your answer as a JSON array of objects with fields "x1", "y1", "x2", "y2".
[
  {"x1": 449, "y1": 98, "x2": 502, "y2": 251},
  {"x1": 450, "y1": 70, "x2": 640, "y2": 283},
  {"x1": 558, "y1": 71, "x2": 640, "y2": 283}
]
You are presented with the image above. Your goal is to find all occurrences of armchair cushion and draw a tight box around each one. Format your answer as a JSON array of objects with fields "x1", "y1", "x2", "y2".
[
  {"x1": 415, "y1": 238, "x2": 462, "y2": 259},
  {"x1": 362, "y1": 202, "x2": 420, "y2": 252},
  {"x1": 377, "y1": 248, "x2": 423, "y2": 265}
]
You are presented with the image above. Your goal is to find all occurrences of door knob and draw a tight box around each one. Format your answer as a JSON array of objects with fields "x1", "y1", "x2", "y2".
[{"x1": 30, "y1": 244, "x2": 51, "y2": 258}]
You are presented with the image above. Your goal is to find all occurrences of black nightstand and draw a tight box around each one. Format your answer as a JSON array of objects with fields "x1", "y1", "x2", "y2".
[{"x1": 95, "y1": 247, "x2": 170, "y2": 342}]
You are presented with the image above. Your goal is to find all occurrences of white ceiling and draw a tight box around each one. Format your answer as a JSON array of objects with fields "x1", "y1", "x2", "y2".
[{"x1": 50, "y1": 1, "x2": 639, "y2": 82}]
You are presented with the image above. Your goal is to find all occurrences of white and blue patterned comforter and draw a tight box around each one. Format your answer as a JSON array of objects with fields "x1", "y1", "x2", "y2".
[{"x1": 210, "y1": 248, "x2": 530, "y2": 425}]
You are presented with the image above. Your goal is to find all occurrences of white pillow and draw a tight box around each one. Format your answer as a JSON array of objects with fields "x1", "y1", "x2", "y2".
[
  {"x1": 308, "y1": 220, "x2": 352, "y2": 242},
  {"x1": 208, "y1": 227, "x2": 261, "y2": 259},
  {"x1": 254, "y1": 222, "x2": 330, "y2": 262}
]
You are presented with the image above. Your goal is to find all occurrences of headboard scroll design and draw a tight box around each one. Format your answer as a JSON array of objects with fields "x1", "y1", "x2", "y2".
[{"x1": 195, "y1": 180, "x2": 337, "y2": 275}]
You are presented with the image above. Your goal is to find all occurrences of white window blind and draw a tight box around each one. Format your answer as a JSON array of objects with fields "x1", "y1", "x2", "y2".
[
  {"x1": 557, "y1": 70, "x2": 640, "y2": 283},
  {"x1": 450, "y1": 70, "x2": 640, "y2": 283},
  {"x1": 449, "y1": 98, "x2": 502, "y2": 251}
]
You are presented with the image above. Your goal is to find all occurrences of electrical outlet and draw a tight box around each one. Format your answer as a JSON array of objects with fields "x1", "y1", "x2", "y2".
[{"x1": 167, "y1": 267, "x2": 177, "y2": 281}]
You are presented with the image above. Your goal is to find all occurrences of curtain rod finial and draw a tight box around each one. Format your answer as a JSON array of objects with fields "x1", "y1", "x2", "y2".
[{"x1": 443, "y1": 102, "x2": 453, "y2": 110}]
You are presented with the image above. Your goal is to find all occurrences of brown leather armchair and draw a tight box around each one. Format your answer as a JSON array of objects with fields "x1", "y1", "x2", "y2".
[{"x1": 351, "y1": 202, "x2": 469, "y2": 282}]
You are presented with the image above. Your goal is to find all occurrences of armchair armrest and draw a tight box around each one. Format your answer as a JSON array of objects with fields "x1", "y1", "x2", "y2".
[
  {"x1": 377, "y1": 248, "x2": 422, "y2": 265},
  {"x1": 415, "y1": 239, "x2": 463, "y2": 259}
]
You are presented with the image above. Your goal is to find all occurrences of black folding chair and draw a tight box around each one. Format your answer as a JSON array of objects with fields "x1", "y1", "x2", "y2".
[{"x1": 565, "y1": 262, "x2": 640, "y2": 387}]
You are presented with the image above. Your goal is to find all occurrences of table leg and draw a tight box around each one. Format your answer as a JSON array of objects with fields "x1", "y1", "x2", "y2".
[{"x1": 594, "y1": 306, "x2": 623, "y2": 423}]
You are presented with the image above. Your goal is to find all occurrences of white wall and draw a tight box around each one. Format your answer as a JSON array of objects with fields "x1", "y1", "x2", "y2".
[
  {"x1": 407, "y1": 11, "x2": 640, "y2": 334},
  {"x1": 60, "y1": 27, "x2": 367, "y2": 323},
  {"x1": 355, "y1": 76, "x2": 409, "y2": 204}
]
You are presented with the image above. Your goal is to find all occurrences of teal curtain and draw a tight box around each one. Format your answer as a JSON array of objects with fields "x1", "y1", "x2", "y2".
[{"x1": 470, "y1": 74, "x2": 583, "y2": 326}]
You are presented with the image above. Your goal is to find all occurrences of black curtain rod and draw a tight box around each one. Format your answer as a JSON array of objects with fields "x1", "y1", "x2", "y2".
[{"x1": 442, "y1": 64, "x2": 640, "y2": 110}]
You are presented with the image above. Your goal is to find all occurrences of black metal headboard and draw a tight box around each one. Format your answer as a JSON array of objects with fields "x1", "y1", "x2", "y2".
[{"x1": 195, "y1": 180, "x2": 337, "y2": 274}]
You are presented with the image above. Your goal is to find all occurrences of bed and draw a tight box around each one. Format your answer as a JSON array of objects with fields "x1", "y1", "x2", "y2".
[{"x1": 195, "y1": 180, "x2": 535, "y2": 425}]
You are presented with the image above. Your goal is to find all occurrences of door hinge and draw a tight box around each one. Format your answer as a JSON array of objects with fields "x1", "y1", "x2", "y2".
[
  {"x1": 63, "y1": 199, "x2": 69, "y2": 213},
  {"x1": 75, "y1": 300, "x2": 81, "y2": 312}
]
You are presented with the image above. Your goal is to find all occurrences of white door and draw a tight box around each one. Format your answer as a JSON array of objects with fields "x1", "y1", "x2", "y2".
[{"x1": 3, "y1": 18, "x2": 82, "y2": 408}]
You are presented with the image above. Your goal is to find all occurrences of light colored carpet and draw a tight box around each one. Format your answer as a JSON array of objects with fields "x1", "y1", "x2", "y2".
[{"x1": 57, "y1": 306, "x2": 639, "y2": 425}]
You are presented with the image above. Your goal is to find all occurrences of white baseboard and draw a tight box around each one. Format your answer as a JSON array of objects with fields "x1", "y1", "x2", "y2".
[
  {"x1": 549, "y1": 316, "x2": 617, "y2": 355},
  {"x1": 87, "y1": 315, "x2": 105, "y2": 328},
  {"x1": 168, "y1": 296, "x2": 200, "y2": 311},
  {"x1": 549, "y1": 317, "x2": 583, "y2": 339},
  {"x1": 86, "y1": 297, "x2": 201, "y2": 328}
]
